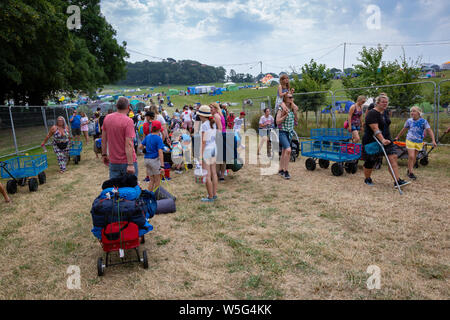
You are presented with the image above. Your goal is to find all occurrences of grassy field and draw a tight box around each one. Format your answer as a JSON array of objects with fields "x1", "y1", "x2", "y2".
[{"x1": 0, "y1": 134, "x2": 449, "y2": 299}]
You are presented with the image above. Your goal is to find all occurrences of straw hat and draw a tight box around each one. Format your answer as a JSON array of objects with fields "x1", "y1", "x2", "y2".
[{"x1": 197, "y1": 105, "x2": 211, "y2": 117}]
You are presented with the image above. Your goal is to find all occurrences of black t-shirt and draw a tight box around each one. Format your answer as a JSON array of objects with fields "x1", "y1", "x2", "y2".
[
  {"x1": 99, "y1": 115, "x2": 106, "y2": 130},
  {"x1": 363, "y1": 109, "x2": 392, "y2": 144},
  {"x1": 366, "y1": 104, "x2": 391, "y2": 138}
]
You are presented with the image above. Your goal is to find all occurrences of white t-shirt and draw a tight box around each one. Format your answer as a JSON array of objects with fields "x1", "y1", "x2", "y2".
[
  {"x1": 233, "y1": 117, "x2": 244, "y2": 131},
  {"x1": 182, "y1": 110, "x2": 192, "y2": 122},
  {"x1": 200, "y1": 121, "x2": 216, "y2": 149},
  {"x1": 259, "y1": 115, "x2": 274, "y2": 128},
  {"x1": 156, "y1": 114, "x2": 166, "y2": 125},
  {"x1": 162, "y1": 110, "x2": 168, "y2": 118}
]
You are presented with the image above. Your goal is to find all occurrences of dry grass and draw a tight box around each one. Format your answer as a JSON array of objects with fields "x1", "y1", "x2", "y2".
[{"x1": 0, "y1": 139, "x2": 449, "y2": 300}]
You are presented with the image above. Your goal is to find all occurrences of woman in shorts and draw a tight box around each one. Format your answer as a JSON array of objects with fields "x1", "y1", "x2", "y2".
[
  {"x1": 276, "y1": 94, "x2": 298, "y2": 180},
  {"x1": 198, "y1": 105, "x2": 218, "y2": 202},
  {"x1": 347, "y1": 96, "x2": 365, "y2": 143},
  {"x1": 362, "y1": 95, "x2": 410, "y2": 188}
]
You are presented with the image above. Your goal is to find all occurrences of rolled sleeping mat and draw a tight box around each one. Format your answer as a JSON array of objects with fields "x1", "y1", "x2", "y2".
[
  {"x1": 155, "y1": 185, "x2": 177, "y2": 201},
  {"x1": 155, "y1": 198, "x2": 176, "y2": 214}
]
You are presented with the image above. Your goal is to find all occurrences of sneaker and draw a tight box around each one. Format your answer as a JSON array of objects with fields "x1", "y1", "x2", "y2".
[
  {"x1": 278, "y1": 170, "x2": 285, "y2": 176},
  {"x1": 175, "y1": 170, "x2": 183, "y2": 174},
  {"x1": 284, "y1": 171, "x2": 291, "y2": 180},
  {"x1": 395, "y1": 179, "x2": 411, "y2": 188},
  {"x1": 407, "y1": 171, "x2": 417, "y2": 180},
  {"x1": 364, "y1": 178, "x2": 375, "y2": 186},
  {"x1": 201, "y1": 197, "x2": 215, "y2": 202},
  {"x1": 212, "y1": 195, "x2": 218, "y2": 200},
  {"x1": 219, "y1": 177, "x2": 225, "y2": 182},
  {"x1": 143, "y1": 176, "x2": 150, "y2": 182}
]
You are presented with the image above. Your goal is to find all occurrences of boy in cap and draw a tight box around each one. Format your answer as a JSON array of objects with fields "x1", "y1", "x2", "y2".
[{"x1": 139, "y1": 120, "x2": 165, "y2": 192}]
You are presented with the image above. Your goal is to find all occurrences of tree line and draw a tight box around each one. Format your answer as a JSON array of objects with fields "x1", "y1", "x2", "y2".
[
  {"x1": 289, "y1": 45, "x2": 427, "y2": 125},
  {"x1": 1, "y1": 0, "x2": 128, "y2": 105},
  {"x1": 117, "y1": 59, "x2": 227, "y2": 86}
]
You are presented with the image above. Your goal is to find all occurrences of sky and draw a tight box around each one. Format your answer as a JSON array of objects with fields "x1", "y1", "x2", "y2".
[{"x1": 100, "y1": 0, "x2": 450, "y2": 76}]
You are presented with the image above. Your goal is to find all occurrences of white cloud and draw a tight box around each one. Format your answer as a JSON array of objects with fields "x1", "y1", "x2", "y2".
[{"x1": 100, "y1": 0, "x2": 450, "y2": 74}]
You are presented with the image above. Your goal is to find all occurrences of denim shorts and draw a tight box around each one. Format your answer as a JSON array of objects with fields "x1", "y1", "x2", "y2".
[
  {"x1": 351, "y1": 126, "x2": 360, "y2": 132},
  {"x1": 278, "y1": 130, "x2": 292, "y2": 150},
  {"x1": 109, "y1": 162, "x2": 138, "y2": 179}
]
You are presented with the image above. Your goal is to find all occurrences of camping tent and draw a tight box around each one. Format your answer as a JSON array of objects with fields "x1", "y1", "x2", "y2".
[
  {"x1": 227, "y1": 85, "x2": 238, "y2": 92},
  {"x1": 322, "y1": 101, "x2": 354, "y2": 113},
  {"x1": 168, "y1": 89, "x2": 179, "y2": 95},
  {"x1": 224, "y1": 82, "x2": 236, "y2": 87},
  {"x1": 441, "y1": 62, "x2": 450, "y2": 70},
  {"x1": 130, "y1": 99, "x2": 140, "y2": 106}
]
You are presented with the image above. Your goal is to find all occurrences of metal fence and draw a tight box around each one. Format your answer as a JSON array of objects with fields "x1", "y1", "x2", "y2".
[
  {"x1": 1, "y1": 81, "x2": 449, "y2": 158},
  {"x1": 242, "y1": 80, "x2": 450, "y2": 143},
  {"x1": 0, "y1": 103, "x2": 115, "y2": 159}
]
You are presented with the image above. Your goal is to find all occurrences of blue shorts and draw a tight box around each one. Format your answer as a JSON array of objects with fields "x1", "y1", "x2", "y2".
[
  {"x1": 109, "y1": 162, "x2": 139, "y2": 179},
  {"x1": 279, "y1": 130, "x2": 292, "y2": 150},
  {"x1": 351, "y1": 126, "x2": 360, "y2": 131},
  {"x1": 259, "y1": 129, "x2": 270, "y2": 137}
]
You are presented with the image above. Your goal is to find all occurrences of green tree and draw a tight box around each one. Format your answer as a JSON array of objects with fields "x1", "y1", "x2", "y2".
[
  {"x1": 0, "y1": 0, "x2": 128, "y2": 105},
  {"x1": 290, "y1": 59, "x2": 332, "y2": 126},
  {"x1": 384, "y1": 51, "x2": 423, "y2": 113},
  {"x1": 342, "y1": 45, "x2": 397, "y2": 101}
]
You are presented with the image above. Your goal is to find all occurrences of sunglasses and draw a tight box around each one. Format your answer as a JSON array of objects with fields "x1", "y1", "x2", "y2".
[{"x1": 287, "y1": 96, "x2": 293, "y2": 99}]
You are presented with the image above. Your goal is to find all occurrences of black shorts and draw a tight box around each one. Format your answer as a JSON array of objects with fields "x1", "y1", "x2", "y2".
[{"x1": 72, "y1": 128, "x2": 81, "y2": 136}]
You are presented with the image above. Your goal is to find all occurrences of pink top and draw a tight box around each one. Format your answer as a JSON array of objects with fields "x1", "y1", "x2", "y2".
[
  {"x1": 220, "y1": 114, "x2": 226, "y2": 133},
  {"x1": 102, "y1": 112, "x2": 137, "y2": 164}
]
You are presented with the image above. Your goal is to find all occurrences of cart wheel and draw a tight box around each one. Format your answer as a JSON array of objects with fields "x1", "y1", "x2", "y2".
[
  {"x1": 419, "y1": 157, "x2": 429, "y2": 166},
  {"x1": 18, "y1": 178, "x2": 27, "y2": 187},
  {"x1": 290, "y1": 152, "x2": 296, "y2": 162},
  {"x1": 38, "y1": 172, "x2": 46, "y2": 185},
  {"x1": 351, "y1": 162, "x2": 358, "y2": 174},
  {"x1": 97, "y1": 257, "x2": 105, "y2": 276},
  {"x1": 305, "y1": 158, "x2": 316, "y2": 171},
  {"x1": 28, "y1": 178, "x2": 38, "y2": 192},
  {"x1": 142, "y1": 250, "x2": 149, "y2": 269},
  {"x1": 344, "y1": 162, "x2": 358, "y2": 174},
  {"x1": 331, "y1": 163, "x2": 344, "y2": 176},
  {"x1": 6, "y1": 180, "x2": 17, "y2": 194},
  {"x1": 318, "y1": 159, "x2": 330, "y2": 169}
]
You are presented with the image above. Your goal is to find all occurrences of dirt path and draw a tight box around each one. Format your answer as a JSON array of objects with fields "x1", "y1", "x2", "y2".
[{"x1": 0, "y1": 142, "x2": 449, "y2": 299}]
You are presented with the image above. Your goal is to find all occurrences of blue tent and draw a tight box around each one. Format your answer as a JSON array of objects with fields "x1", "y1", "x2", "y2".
[{"x1": 322, "y1": 101, "x2": 354, "y2": 113}]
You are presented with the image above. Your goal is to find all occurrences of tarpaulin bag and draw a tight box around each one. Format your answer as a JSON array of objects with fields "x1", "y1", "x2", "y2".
[
  {"x1": 364, "y1": 141, "x2": 382, "y2": 155},
  {"x1": 101, "y1": 222, "x2": 140, "y2": 251}
]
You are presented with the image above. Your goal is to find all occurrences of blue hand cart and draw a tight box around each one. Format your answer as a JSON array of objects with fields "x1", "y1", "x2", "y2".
[
  {"x1": 310, "y1": 128, "x2": 352, "y2": 142},
  {"x1": 301, "y1": 140, "x2": 362, "y2": 176},
  {"x1": 0, "y1": 155, "x2": 48, "y2": 193},
  {"x1": 68, "y1": 141, "x2": 83, "y2": 164}
]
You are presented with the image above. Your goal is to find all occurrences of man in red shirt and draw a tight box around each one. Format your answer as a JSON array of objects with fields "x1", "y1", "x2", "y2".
[{"x1": 101, "y1": 97, "x2": 138, "y2": 179}]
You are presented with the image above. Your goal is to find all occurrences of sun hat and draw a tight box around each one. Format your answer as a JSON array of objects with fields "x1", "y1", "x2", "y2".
[{"x1": 198, "y1": 105, "x2": 212, "y2": 117}]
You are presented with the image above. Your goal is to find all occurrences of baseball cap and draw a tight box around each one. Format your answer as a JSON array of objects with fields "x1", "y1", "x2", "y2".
[
  {"x1": 240, "y1": 111, "x2": 246, "y2": 116},
  {"x1": 151, "y1": 120, "x2": 162, "y2": 132}
]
